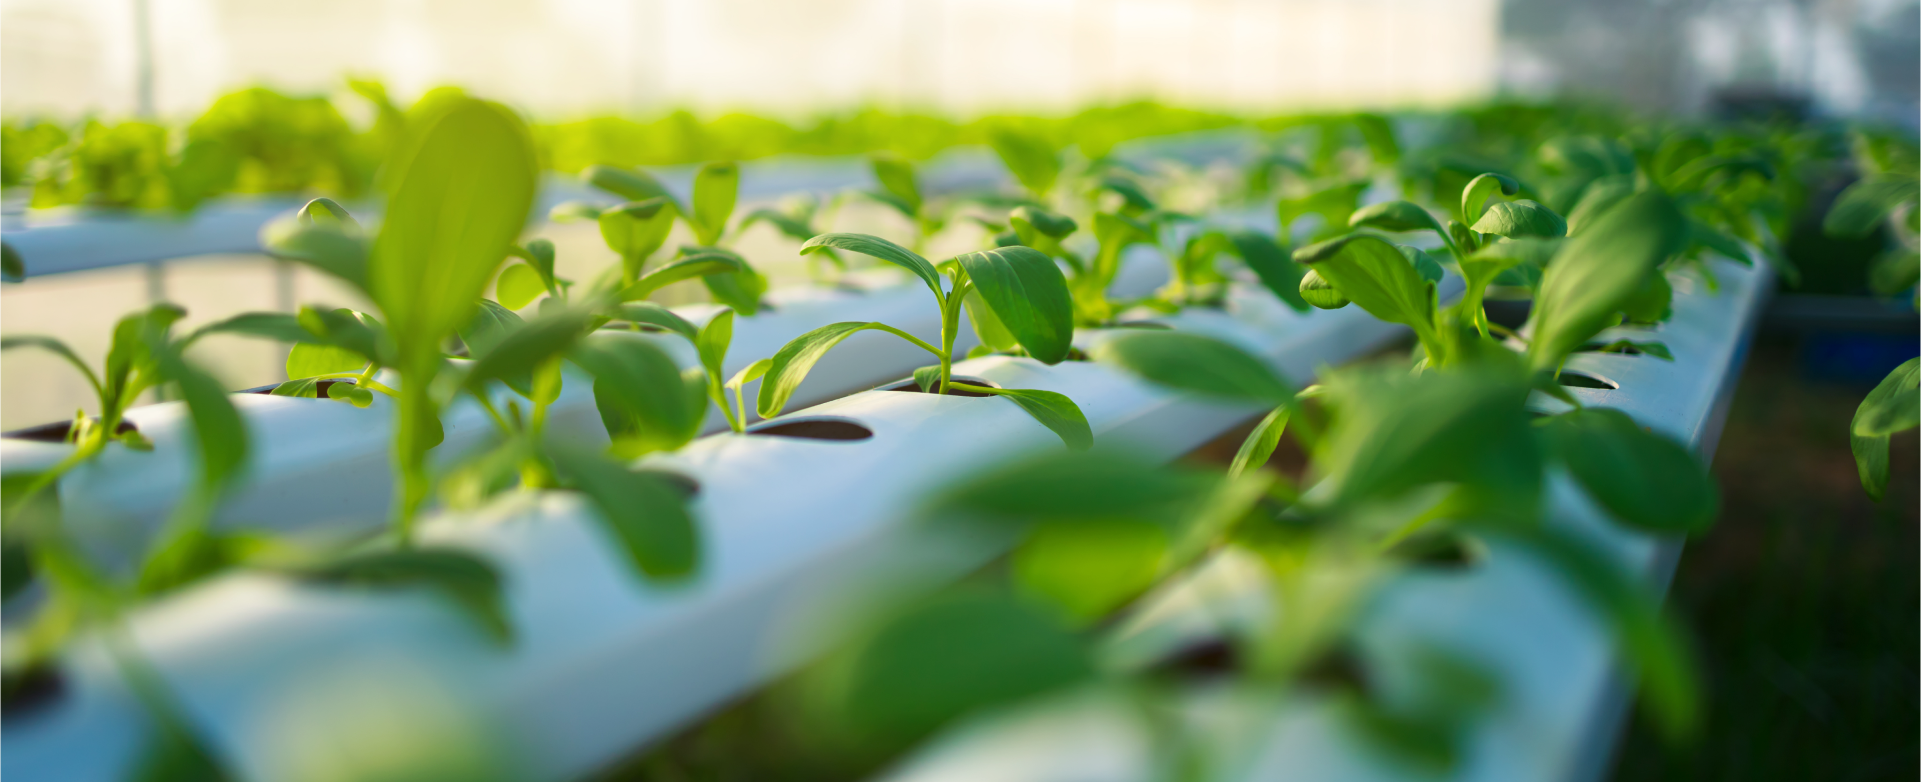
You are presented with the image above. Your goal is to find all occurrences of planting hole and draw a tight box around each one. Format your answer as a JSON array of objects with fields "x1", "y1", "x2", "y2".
[
  {"x1": 636, "y1": 468, "x2": 700, "y2": 500},
  {"x1": 1, "y1": 663, "x2": 64, "y2": 722},
  {"x1": 1555, "y1": 370, "x2": 1619, "y2": 390},
  {"x1": 242, "y1": 378, "x2": 356, "y2": 398},
  {"x1": 1483, "y1": 299, "x2": 1532, "y2": 330},
  {"x1": 745, "y1": 417, "x2": 873, "y2": 442},
  {"x1": 881, "y1": 376, "x2": 1000, "y2": 398},
  {"x1": 1386, "y1": 532, "x2": 1486, "y2": 570},
  {"x1": 1155, "y1": 637, "x2": 1241, "y2": 678},
  {"x1": 3, "y1": 418, "x2": 137, "y2": 443}
]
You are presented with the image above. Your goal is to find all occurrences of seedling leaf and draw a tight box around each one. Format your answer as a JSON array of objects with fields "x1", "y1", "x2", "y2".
[
  {"x1": 953, "y1": 246, "x2": 1075, "y2": 364},
  {"x1": 547, "y1": 444, "x2": 698, "y2": 581},
  {"x1": 802, "y1": 233, "x2": 945, "y2": 303},
  {"x1": 1090, "y1": 331, "x2": 1293, "y2": 404},
  {"x1": 1543, "y1": 408, "x2": 1719, "y2": 534}
]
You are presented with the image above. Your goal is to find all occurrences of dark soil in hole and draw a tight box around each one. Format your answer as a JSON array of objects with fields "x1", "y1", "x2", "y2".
[
  {"x1": 1556, "y1": 370, "x2": 1619, "y2": 389},
  {"x1": 882, "y1": 376, "x2": 999, "y2": 398},
  {"x1": 241, "y1": 378, "x2": 354, "y2": 397},
  {"x1": 1579, "y1": 341, "x2": 1649, "y2": 356},
  {"x1": 3, "y1": 417, "x2": 137, "y2": 443},
  {"x1": 1385, "y1": 532, "x2": 1483, "y2": 569},
  {"x1": 1154, "y1": 637, "x2": 1242, "y2": 678},
  {"x1": 1484, "y1": 298, "x2": 1532, "y2": 331},
  {"x1": 746, "y1": 418, "x2": 874, "y2": 441},
  {"x1": 1, "y1": 662, "x2": 63, "y2": 722},
  {"x1": 635, "y1": 469, "x2": 701, "y2": 500}
]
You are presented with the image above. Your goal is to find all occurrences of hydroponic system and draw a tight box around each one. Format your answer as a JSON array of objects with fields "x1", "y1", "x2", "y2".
[{"x1": 0, "y1": 51, "x2": 1916, "y2": 782}]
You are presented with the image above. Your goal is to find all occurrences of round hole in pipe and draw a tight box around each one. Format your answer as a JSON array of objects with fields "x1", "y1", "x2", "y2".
[
  {"x1": 1555, "y1": 370, "x2": 1619, "y2": 390},
  {"x1": 634, "y1": 468, "x2": 701, "y2": 499},
  {"x1": 745, "y1": 416, "x2": 874, "y2": 442}
]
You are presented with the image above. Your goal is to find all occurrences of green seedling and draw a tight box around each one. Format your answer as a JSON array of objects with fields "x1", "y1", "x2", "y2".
[
  {"x1": 1849, "y1": 357, "x2": 1919, "y2": 502},
  {"x1": 756, "y1": 233, "x2": 1091, "y2": 450},
  {"x1": 559, "y1": 162, "x2": 771, "y2": 315},
  {"x1": 860, "y1": 152, "x2": 948, "y2": 253},
  {"x1": 741, "y1": 194, "x2": 845, "y2": 282}
]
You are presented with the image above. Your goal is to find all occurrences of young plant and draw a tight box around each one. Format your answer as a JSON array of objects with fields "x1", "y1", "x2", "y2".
[
  {"x1": 557, "y1": 162, "x2": 771, "y2": 315},
  {"x1": 740, "y1": 193, "x2": 844, "y2": 282},
  {"x1": 861, "y1": 152, "x2": 947, "y2": 253},
  {"x1": 756, "y1": 234, "x2": 1091, "y2": 450},
  {"x1": 1301, "y1": 179, "x2": 1684, "y2": 376}
]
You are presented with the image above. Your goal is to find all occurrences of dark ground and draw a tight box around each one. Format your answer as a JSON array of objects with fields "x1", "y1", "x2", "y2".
[{"x1": 1610, "y1": 334, "x2": 1919, "y2": 781}]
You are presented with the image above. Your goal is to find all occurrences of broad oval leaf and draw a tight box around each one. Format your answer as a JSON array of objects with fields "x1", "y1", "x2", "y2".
[
  {"x1": 620, "y1": 251, "x2": 743, "y2": 302},
  {"x1": 1525, "y1": 190, "x2": 1685, "y2": 371},
  {"x1": 691, "y1": 162, "x2": 739, "y2": 246},
  {"x1": 584, "y1": 164, "x2": 677, "y2": 206},
  {"x1": 1853, "y1": 357, "x2": 1920, "y2": 438},
  {"x1": 512, "y1": 238, "x2": 557, "y2": 283},
  {"x1": 1471, "y1": 200, "x2": 1566, "y2": 239},
  {"x1": 1228, "y1": 230, "x2": 1309, "y2": 311},
  {"x1": 598, "y1": 197, "x2": 677, "y2": 278},
  {"x1": 954, "y1": 385, "x2": 1093, "y2": 451},
  {"x1": 463, "y1": 307, "x2": 591, "y2": 393},
  {"x1": 616, "y1": 302, "x2": 698, "y2": 342},
  {"x1": 1844, "y1": 357, "x2": 1921, "y2": 503},
  {"x1": 369, "y1": 97, "x2": 538, "y2": 374},
  {"x1": 1293, "y1": 234, "x2": 1434, "y2": 329},
  {"x1": 1299, "y1": 269, "x2": 1350, "y2": 309},
  {"x1": 954, "y1": 246, "x2": 1074, "y2": 364},
  {"x1": 295, "y1": 307, "x2": 385, "y2": 366},
  {"x1": 546, "y1": 444, "x2": 698, "y2": 581},
  {"x1": 801, "y1": 233, "x2": 944, "y2": 302},
  {"x1": 1090, "y1": 331, "x2": 1293, "y2": 404},
  {"x1": 1348, "y1": 200, "x2": 1444, "y2": 235},
  {"x1": 460, "y1": 299, "x2": 524, "y2": 358},
  {"x1": 1230, "y1": 405, "x2": 1290, "y2": 479},
  {"x1": 286, "y1": 343, "x2": 368, "y2": 379},
  {"x1": 1461, "y1": 172, "x2": 1521, "y2": 224},
  {"x1": 1824, "y1": 175, "x2": 1919, "y2": 238},
  {"x1": 572, "y1": 335, "x2": 701, "y2": 453},
  {"x1": 870, "y1": 153, "x2": 922, "y2": 214},
  {"x1": 495, "y1": 263, "x2": 546, "y2": 310},
  {"x1": 695, "y1": 308, "x2": 733, "y2": 383},
  {"x1": 261, "y1": 218, "x2": 369, "y2": 294},
  {"x1": 828, "y1": 590, "x2": 1090, "y2": 739},
  {"x1": 1543, "y1": 408, "x2": 1719, "y2": 533},
  {"x1": 756, "y1": 322, "x2": 904, "y2": 418},
  {"x1": 1013, "y1": 518, "x2": 1166, "y2": 622},
  {"x1": 988, "y1": 128, "x2": 1062, "y2": 199},
  {"x1": 1010, "y1": 205, "x2": 1077, "y2": 238}
]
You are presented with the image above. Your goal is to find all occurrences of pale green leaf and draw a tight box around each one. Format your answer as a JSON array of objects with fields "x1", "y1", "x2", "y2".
[
  {"x1": 495, "y1": 263, "x2": 546, "y2": 310},
  {"x1": 954, "y1": 246, "x2": 1075, "y2": 364}
]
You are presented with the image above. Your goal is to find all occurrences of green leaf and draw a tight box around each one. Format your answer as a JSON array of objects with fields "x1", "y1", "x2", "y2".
[
  {"x1": 1402, "y1": 245, "x2": 1444, "y2": 283},
  {"x1": 619, "y1": 251, "x2": 743, "y2": 302},
  {"x1": 1279, "y1": 180, "x2": 1367, "y2": 237},
  {"x1": 1852, "y1": 431, "x2": 1891, "y2": 503},
  {"x1": 459, "y1": 300, "x2": 523, "y2": 358},
  {"x1": 1319, "y1": 368, "x2": 1538, "y2": 507},
  {"x1": 495, "y1": 263, "x2": 546, "y2": 310},
  {"x1": 962, "y1": 286, "x2": 1020, "y2": 353},
  {"x1": 1013, "y1": 519, "x2": 1166, "y2": 622},
  {"x1": 462, "y1": 307, "x2": 590, "y2": 394},
  {"x1": 260, "y1": 218, "x2": 369, "y2": 294},
  {"x1": 548, "y1": 201, "x2": 605, "y2": 222},
  {"x1": 1089, "y1": 331, "x2": 1293, "y2": 404},
  {"x1": 928, "y1": 449, "x2": 1214, "y2": 524},
  {"x1": 297, "y1": 196, "x2": 362, "y2": 232},
  {"x1": 1870, "y1": 249, "x2": 1920, "y2": 297},
  {"x1": 1543, "y1": 408, "x2": 1719, "y2": 534},
  {"x1": 1461, "y1": 172, "x2": 1521, "y2": 224},
  {"x1": 179, "y1": 312, "x2": 314, "y2": 348},
  {"x1": 1230, "y1": 405, "x2": 1291, "y2": 478},
  {"x1": 159, "y1": 350, "x2": 249, "y2": 494},
  {"x1": 1299, "y1": 269, "x2": 1350, "y2": 309},
  {"x1": 1563, "y1": 174, "x2": 1637, "y2": 236},
  {"x1": 757, "y1": 322, "x2": 912, "y2": 418},
  {"x1": 695, "y1": 308, "x2": 733, "y2": 385},
  {"x1": 1293, "y1": 234, "x2": 1436, "y2": 334},
  {"x1": 617, "y1": 302, "x2": 698, "y2": 342},
  {"x1": 1228, "y1": 230, "x2": 1309, "y2": 311},
  {"x1": 546, "y1": 444, "x2": 698, "y2": 581},
  {"x1": 956, "y1": 385, "x2": 1093, "y2": 451},
  {"x1": 598, "y1": 197, "x2": 678, "y2": 280},
  {"x1": 2, "y1": 241, "x2": 24, "y2": 282},
  {"x1": 702, "y1": 262, "x2": 769, "y2": 318},
  {"x1": 285, "y1": 344, "x2": 367, "y2": 380},
  {"x1": 1525, "y1": 190, "x2": 1685, "y2": 371},
  {"x1": 370, "y1": 97, "x2": 537, "y2": 378},
  {"x1": 691, "y1": 162, "x2": 739, "y2": 246},
  {"x1": 1470, "y1": 200, "x2": 1566, "y2": 239},
  {"x1": 2, "y1": 335, "x2": 103, "y2": 399},
  {"x1": 1496, "y1": 526, "x2": 1701, "y2": 742},
  {"x1": 1621, "y1": 272, "x2": 1673, "y2": 325},
  {"x1": 954, "y1": 246, "x2": 1075, "y2": 364},
  {"x1": 131, "y1": 721, "x2": 233, "y2": 782},
  {"x1": 1824, "y1": 175, "x2": 1919, "y2": 238},
  {"x1": 327, "y1": 381, "x2": 375, "y2": 408},
  {"x1": 1853, "y1": 358, "x2": 1920, "y2": 438},
  {"x1": 726, "y1": 358, "x2": 771, "y2": 391},
  {"x1": 298, "y1": 548, "x2": 511, "y2": 644},
  {"x1": 511, "y1": 238, "x2": 557, "y2": 284},
  {"x1": 1010, "y1": 205, "x2": 1077, "y2": 238},
  {"x1": 870, "y1": 153, "x2": 922, "y2": 215},
  {"x1": 988, "y1": 127, "x2": 1061, "y2": 199},
  {"x1": 573, "y1": 335, "x2": 701, "y2": 453},
  {"x1": 583, "y1": 164, "x2": 678, "y2": 207},
  {"x1": 740, "y1": 207, "x2": 816, "y2": 242},
  {"x1": 296, "y1": 306, "x2": 385, "y2": 363},
  {"x1": 269, "y1": 378, "x2": 320, "y2": 398},
  {"x1": 801, "y1": 233, "x2": 945, "y2": 303},
  {"x1": 826, "y1": 590, "x2": 1090, "y2": 739},
  {"x1": 1348, "y1": 200, "x2": 1444, "y2": 235}
]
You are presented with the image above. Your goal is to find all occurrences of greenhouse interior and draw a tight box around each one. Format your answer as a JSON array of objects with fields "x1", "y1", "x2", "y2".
[{"x1": 0, "y1": 0, "x2": 1916, "y2": 780}]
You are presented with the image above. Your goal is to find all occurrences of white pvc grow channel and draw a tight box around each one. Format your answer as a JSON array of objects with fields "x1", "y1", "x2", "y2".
[
  {"x1": 1, "y1": 270, "x2": 1430, "y2": 781},
  {"x1": 876, "y1": 258, "x2": 1772, "y2": 782},
  {"x1": 0, "y1": 252, "x2": 1165, "y2": 571}
]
